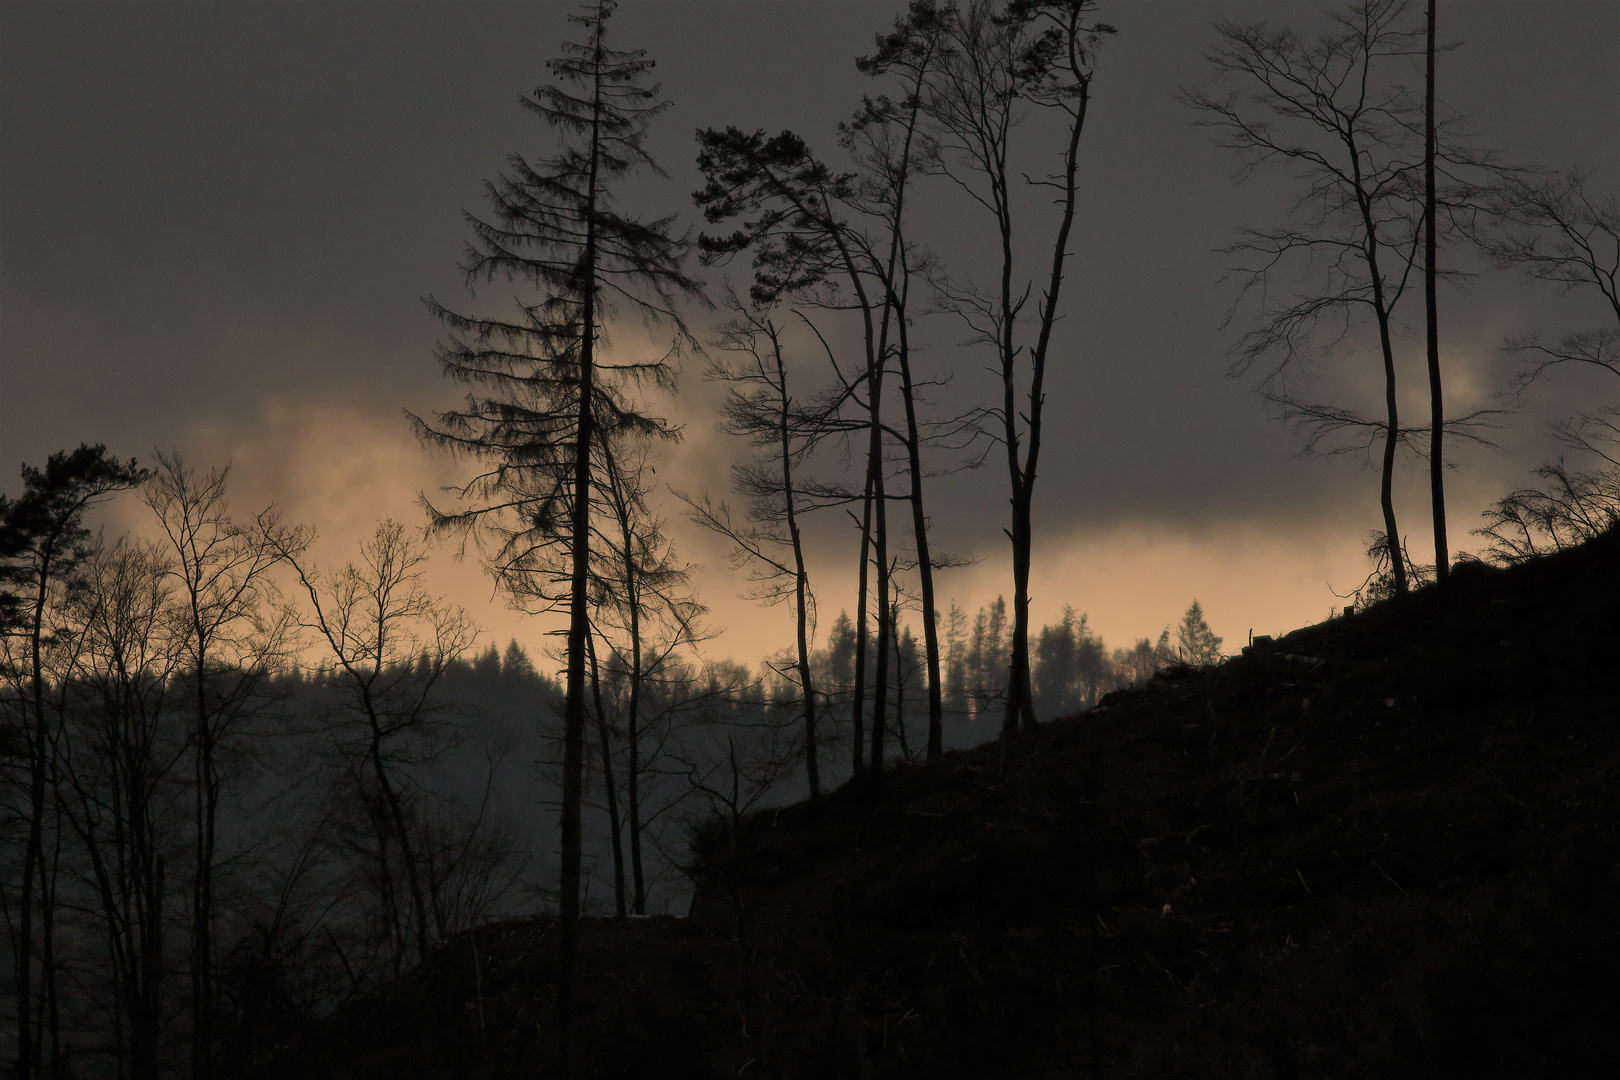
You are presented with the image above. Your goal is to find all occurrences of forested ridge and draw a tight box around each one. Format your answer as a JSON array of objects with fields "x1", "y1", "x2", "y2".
[{"x1": 272, "y1": 523, "x2": 1618, "y2": 1078}]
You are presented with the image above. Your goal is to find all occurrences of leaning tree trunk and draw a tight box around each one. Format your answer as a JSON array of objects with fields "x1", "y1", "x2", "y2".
[
  {"x1": 585, "y1": 635, "x2": 627, "y2": 918},
  {"x1": 777, "y1": 346, "x2": 821, "y2": 799}
]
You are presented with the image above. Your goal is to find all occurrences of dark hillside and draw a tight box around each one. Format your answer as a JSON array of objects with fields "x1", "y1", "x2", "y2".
[{"x1": 275, "y1": 529, "x2": 1620, "y2": 1078}]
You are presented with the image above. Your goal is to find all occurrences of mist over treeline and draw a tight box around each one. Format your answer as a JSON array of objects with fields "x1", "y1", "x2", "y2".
[
  {"x1": 3, "y1": 0, "x2": 1616, "y2": 1074},
  {"x1": 0, "y1": 450, "x2": 1221, "y2": 1076}
]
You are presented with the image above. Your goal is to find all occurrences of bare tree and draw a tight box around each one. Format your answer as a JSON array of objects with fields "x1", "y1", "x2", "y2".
[
  {"x1": 849, "y1": 1, "x2": 957, "y2": 760},
  {"x1": 52, "y1": 538, "x2": 185, "y2": 1080},
  {"x1": 1477, "y1": 459, "x2": 1620, "y2": 563},
  {"x1": 695, "y1": 128, "x2": 902, "y2": 783},
  {"x1": 411, "y1": 0, "x2": 700, "y2": 1054},
  {"x1": 1477, "y1": 167, "x2": 1619, "y2": 389},
  {"x1": 1186, "y1": 0, "x2": 1429, "y2": 596},
  {"x1": 1185, "y1": 0, "x2": 1504, "y2": 599},
  {"x1": 1468, "y1": 165, "x2": 1620, "y2": 560},
  {"x1": 682, "y1": 299, "x2": 829, "y2": 799},
  {"x1": 264, "y1": 521, "x2": 477, "y2": 974},
  {"x1": 924, "y1": 0, "x2": 1112, "y2": 737},
  {"x1": 1421, "y1": 0, "x2": 1448, "y2": 585},
  {"x1": 141, "y1": 452, "x2": 292, "y2": 1080},
  {"x1": 590, "y1": 435, "x2": 706, "y2": 914}
]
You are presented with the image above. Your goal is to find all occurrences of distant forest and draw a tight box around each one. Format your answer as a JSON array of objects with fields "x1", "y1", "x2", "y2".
[{"x1": 4, "y1": 0, "x2": 1615, "y2": 1075}]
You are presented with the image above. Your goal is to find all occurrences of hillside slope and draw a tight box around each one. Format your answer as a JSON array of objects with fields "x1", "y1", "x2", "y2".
[{"x1": 281, "y1": 529, "x2": 1620, "y2": 1078}]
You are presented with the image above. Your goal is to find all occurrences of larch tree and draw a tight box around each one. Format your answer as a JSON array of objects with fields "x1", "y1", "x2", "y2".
[
  {"x1": 923, "y1": 0, "x2": 1113, "y2": 738},
  {"x1": 411, "y1": 0, "x2": 700, "y2": 1057}
]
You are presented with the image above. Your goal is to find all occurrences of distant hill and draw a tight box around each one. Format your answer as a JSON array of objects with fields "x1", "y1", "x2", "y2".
[{"x1": 269, "y1": 527, "x2": 1620, "y2": 1078}]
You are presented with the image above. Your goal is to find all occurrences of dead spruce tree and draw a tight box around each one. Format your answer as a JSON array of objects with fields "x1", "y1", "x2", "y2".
[{"x1": 412, "y1": 0, "x2": 700, "y2": 1058}]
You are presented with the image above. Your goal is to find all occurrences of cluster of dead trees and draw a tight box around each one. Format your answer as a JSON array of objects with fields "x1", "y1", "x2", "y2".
[
  {"x1": 0, "y1": 451, "x2": 534, "y2": 1079},
  {"x1": 407, "y1": 0, "x2": 1612, "y2": 1065}
]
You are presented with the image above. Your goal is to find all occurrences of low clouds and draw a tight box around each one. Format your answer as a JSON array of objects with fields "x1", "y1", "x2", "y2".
[{"x1": 3, "y1": 0, "x2": 1615, "y2": 669}]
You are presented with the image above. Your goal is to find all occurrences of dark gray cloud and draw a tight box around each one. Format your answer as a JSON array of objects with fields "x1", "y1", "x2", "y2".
[{"x1": 3, "y1": 0, "x2": 1615, "y2": 653}]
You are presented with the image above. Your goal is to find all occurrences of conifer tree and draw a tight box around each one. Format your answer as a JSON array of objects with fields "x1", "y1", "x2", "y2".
[
  {"x1": 412, "y1": 0, "x2": 701, "y2": 1057},
  {"x1": 0, "y1": 445, "x2": 146, "y2": 1078},
  {"x1": 1176, "y1": 600, "x2": 1224, "y2": 666}
]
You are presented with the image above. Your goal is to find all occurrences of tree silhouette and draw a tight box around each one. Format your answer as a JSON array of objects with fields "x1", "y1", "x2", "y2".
[
  {"x1": 849, "y1": 0, "x2": 957, "y2": 760},
  {"x1": 264, "y1": 521, "x2": 476, "y2": 974},
  {"x1": 0, "y1": 444, "x2": 146, "y2": 1079},
  {"x1": 682, "y1": 298, "x2": 829, "y2": 799},
  {"x1": 1176, "y1": 600, "x2": 1224, "y2": 666},
  {"x1": 694, "y1": 124, "x2": 910, "y2": 781},
  {"x1": 143, "y1": 452, "x2": 294, "y2": 1080},
  {"x1": 411, "y1": 0, "x2": 701, "y2": 1058},
  {"x1": 1184, "y1": 0, "x2": 1464, "y2": 597},
  {"x1": 924, "y1": 0, "x2": 1114, "y2": 738}
]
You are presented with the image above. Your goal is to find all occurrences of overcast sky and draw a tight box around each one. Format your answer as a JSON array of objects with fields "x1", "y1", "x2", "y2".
[{"x1": 3, "y1": 0, "x2": 1616, "y2": 670}]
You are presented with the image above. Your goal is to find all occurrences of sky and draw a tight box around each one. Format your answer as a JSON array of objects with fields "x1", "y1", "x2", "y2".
[{"x1": 2, "y1": 0, "x2": 1616, "y2": 675}]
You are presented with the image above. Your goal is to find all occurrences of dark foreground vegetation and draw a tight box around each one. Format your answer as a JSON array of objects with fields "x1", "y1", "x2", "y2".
[{"x1": 272, "y1": 527, "x2": 1620, "y2": 1078}]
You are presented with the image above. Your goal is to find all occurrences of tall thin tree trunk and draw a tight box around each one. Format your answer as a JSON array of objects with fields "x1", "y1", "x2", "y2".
[
  {"x1": 868, "y1": 464, "x2": 891, "y2": 779},
  {"x1": 894, "y1": 319, "x2": 944, "y2": 760},
  {"x1": 368, "y1": 716, "x2": 430, "y2": 962},
  {"x1": 851, "y1": 471, "x2": 873, "y2": 778},
  {"x1": 18, "y1": 557, "x2": 52, "y2": 1080},
  {"x1": 585, "y1": 634, "x2": 627, "y2": 918},
  {"x1": 1351, "y1": 129, "x2": 1409, "y2": 596},
  {"x1": 1425, "y1": 0, "x2": 1448, "y2": 586},
  {"x1": 769, "y1": 327, "x2": 820, "y2": 799},
  {"x1": 1376, "y1": 303, "x2": 1407, "y2": 594},
  {"x1": 890, "y1": 597, "x2": 912, "y2": 761},
  {"x1": 558, "y1": 36, "x2": 604, "y2": 1069},
  {"x1": 191, "y1": 651, "x2": 213, "y2": 1080},
  {"x1": 43, "y1": 810, "x2": 61, "y2": 1080},
  {"x1": 628, "y1": 685, "x2": 645, "y2": 915},
  {"x1": 1006, "y1": 489, "x2": 1036, "y2": 735}
]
